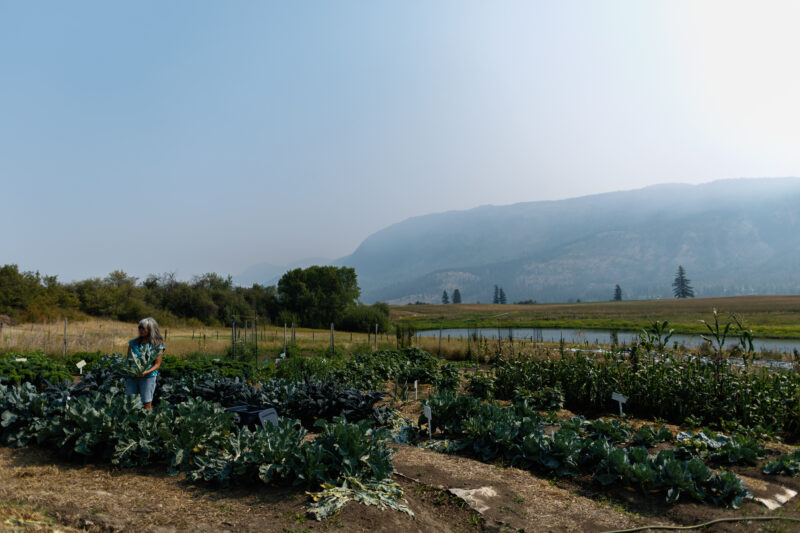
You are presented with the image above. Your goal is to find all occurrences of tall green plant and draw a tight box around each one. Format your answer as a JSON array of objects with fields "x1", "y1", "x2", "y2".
[
  {"x1": 700, "y1": 308, "x2": 732, "y2": 362},
  {"x1": 639, "y1": 321, "x2": 674, "y2": 353}
]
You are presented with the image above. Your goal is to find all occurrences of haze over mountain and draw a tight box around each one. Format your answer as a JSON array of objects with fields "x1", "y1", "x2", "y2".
[
  {"x1": 332, "y1": 178, "x2": 800, "y2": 304},
  {"x1": 235, "y1": 257, "x2": 332, "y2": 287}
]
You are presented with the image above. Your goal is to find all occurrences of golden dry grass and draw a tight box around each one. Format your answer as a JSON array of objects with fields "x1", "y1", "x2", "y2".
[{"x1": 0, "y1": 318, "x2": 399, "y2": 357}]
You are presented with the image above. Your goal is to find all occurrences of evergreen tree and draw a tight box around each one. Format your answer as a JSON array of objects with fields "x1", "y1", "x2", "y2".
[
  {"x1": 493, "y1": 285, "x2": 500, "y2": 304},
  {"x1": 613, "y1": 285, "x2": 622, "y2": 301},
  {"x1": 441, "y1": 290, "x2": 449, "y2": 304},
  {"x1": 452, "y1": 289, "x2": 462, "y2": 304},
  {"x1": 672, "y1": 266, "x2": 695, "y2": 298},
  {"x1": 499, "y1": 287, "x2": 507, "y2": 304}
]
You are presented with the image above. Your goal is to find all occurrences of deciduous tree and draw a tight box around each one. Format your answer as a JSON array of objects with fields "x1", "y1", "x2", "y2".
[{"x1": 277, "y1": 266, "x2": 360, "y2": 328}]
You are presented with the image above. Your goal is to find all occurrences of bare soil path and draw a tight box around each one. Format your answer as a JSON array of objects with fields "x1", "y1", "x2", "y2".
[
  {"x1": 0, "y1": 447, "x2": 481, "y2": 533},
  {"x1": 0, "y1": 444, "x2": 648, "y2": 533},
  {"x1": 393, "y1": 446, "x2": 646, "y2": 532},
  {"x1": 4, "y1": 444, "x2": 800, "y2": 533}
]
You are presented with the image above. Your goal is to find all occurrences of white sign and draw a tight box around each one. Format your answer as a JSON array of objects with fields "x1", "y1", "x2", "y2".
[
  {"x1": 14, "y1": 358, "x2": 27, "y2": 363},
  {"x1": 611, "y1": 392, "x2": 628, "y2": 416},
  {"x1": 76, "y1": 360, "x2": 87, "y2": 374},
  {"x1": 423, "y1": 405, "x2": 432, "y2": 440}
]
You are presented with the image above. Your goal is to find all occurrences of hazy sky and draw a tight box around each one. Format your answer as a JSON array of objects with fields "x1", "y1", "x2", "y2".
[{"x1": 3, "y1": 1, "x2": 800, "y2": 282}]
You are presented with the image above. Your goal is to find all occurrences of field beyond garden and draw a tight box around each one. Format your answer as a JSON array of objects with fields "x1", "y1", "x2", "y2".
[{"x1": 390, "y1": 295, "x2": 800, "y2": 339}]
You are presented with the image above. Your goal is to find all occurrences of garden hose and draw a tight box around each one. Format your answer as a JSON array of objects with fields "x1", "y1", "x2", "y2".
[{"x1": 602, "y1": 515, "x2": 800, "y2": 533}]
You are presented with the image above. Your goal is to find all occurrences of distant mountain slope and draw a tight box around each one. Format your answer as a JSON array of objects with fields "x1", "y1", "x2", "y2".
[{"x1": 337, "y1": 178, "x2": 800, "y2": 303}]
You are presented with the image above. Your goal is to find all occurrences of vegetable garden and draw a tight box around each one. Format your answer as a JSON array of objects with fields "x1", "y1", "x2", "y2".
[{"x1": 3, "y1": 339, "x2": 800, "y2": 529}]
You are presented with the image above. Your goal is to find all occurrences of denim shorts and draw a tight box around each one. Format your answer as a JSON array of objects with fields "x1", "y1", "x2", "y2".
[{"x1": 125, "y1": 375, "x2": 157, "y2": 404}]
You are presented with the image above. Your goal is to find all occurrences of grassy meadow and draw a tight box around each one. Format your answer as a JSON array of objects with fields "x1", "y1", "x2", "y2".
[{"x1": 390, "y1": 295, "x2": 800, "y2": 339}]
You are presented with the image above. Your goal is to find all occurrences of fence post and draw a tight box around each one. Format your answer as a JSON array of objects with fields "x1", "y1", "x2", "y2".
[
  {"x1": 330, "y1": 323, "x2": 334, "y2": 352},
  {"x1": 439, "y1": 326, "x2": 442, "y2": 357},
  {"x1": 374, "y1": 323, "x2": 378, "y2": 351},
  {"x1": 254, "y1": 315, "x2": 258, "y2": 359},
  {"x1": 62, "y1": 318, "x2": 67, "y2": 358},
  {"x1": 231, "y1": 318, "x2": 236, "y2": 359},
  {"x1": 283, "y1": 323, "x2": 287, "y2": 355}
]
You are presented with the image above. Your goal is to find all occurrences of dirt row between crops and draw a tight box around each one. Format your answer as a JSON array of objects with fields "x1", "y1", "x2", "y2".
[
  {"x1": 4, "y1": 443, "x2": 800, "y2": 533},
  {"x1": 0, "y1": 444, "x2": 652, "y2": 533}
]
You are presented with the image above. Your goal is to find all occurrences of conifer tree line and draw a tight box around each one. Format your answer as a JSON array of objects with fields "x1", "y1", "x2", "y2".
[
  {"x1": 0, "y1": 264, "x2": 389, "y2": 332},
  {"x1": 493, "y1": 285, "x2": 507, "y2": 304},
  {"x1": 613, "y1": 285, "x2": 622, "y2": 301},
  {"x1": 440, "y1": 289, "x2": 462, "y2": 304}
]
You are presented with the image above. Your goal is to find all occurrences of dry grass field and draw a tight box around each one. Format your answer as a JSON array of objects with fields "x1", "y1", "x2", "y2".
[
  {"x1": 0, "y1": 318, "x2": 398, "y2": 358},
  {"x1": 0, "y1": 318, "x2": 530, "y2": 361},
  {"x1": 391, "y1": 295, "x2": 800, "y2": 338}
]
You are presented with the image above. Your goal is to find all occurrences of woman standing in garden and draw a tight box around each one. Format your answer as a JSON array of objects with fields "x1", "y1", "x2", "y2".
[{"x1": 125, "y1": 317, "x2": 164, "y2": 409}]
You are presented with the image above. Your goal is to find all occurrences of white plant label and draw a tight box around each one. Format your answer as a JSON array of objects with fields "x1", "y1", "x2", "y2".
[
  {"x1": 14, "y1": 358, "x2": 27, "y2": 363},
  {"x1": 76, "y1": 360, "x2": 87, "y2": 374},
  {"x1": 414, "y1": 380, "x2": 418, "y2": 400},
  {"x1": 611, "y1": 392, "x2": 628, "y2": 416},
  {"x1": 423, "y1": 404, "x2": 433, "y2": 440}
]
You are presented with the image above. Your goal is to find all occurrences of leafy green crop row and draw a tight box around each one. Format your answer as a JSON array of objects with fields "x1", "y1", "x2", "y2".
[
  {"x1": 3, "y1": 347, "x2": 463, "y2": 397},
  {"x1": 763, "y1": 449, "x2": 800, "y2": 476},
  {"x1": 0, "y1": 350, "x2": 259, "y2": 387},
  {"x1": 491, "y1": 351, "x2": 800, "y2": 436},
  {"x1": 0, "y1": 352, "x2": 72, "y2": 388},
  {"x1": 421, "y1": 391, "x2": 754, "y2": 508},
  {"x1": 0, "y1": 381, "x2": 407, "y2": 519},
  {"x1": 268, "y1": 348, "x2": 464, "y2": 392},
  {"x1": 11, "y1": 349, "x2": 395, "y2": 429}
]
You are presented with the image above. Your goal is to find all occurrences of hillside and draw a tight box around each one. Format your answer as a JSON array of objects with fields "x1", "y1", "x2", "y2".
[{"x1": 336, "y1": 178, "x2": 800, "y2": 303}]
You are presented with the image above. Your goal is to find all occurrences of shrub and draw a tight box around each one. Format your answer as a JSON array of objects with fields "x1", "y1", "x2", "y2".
[{"x1": 336, "y1": 305, "x2": 390, "y2": 334}]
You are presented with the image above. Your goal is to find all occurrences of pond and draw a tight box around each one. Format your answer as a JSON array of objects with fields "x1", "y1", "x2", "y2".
[{"x1": 416, "y1": 327, "x2": 800, "y2": 356}]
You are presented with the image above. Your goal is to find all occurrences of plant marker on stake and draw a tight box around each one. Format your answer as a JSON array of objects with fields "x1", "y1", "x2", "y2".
[
  {"x1": 414, "y1": 380, "x2": 418, "y2": 400},
  {"x1": 76, "y1": 360, "x2": 86, "y2": 375},
  {"x1": 612, "y1": 392, "x2": 627, "y2": 416},
  {"x1": 423, "y1": 404, "x2": 432, "y2": 440}
]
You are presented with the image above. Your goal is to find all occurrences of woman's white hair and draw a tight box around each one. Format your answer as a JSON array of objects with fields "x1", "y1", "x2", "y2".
[{"x1": 138, "y1": 317, "x2": 164, "y2": 347}]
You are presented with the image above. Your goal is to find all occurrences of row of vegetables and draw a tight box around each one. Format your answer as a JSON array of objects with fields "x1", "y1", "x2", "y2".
[
  {"x1": 481, "y1": 351, "x2": 800, "y2": 436},
  {"x1": 421, "y1": 391, "x2": 789, "y2": 508},
  {"x1": 0, "y1": 346, "x2": 464, "y2": 396},
  {"x1": 0, "y1": 378, "x2": 408, "y2": 519}
]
